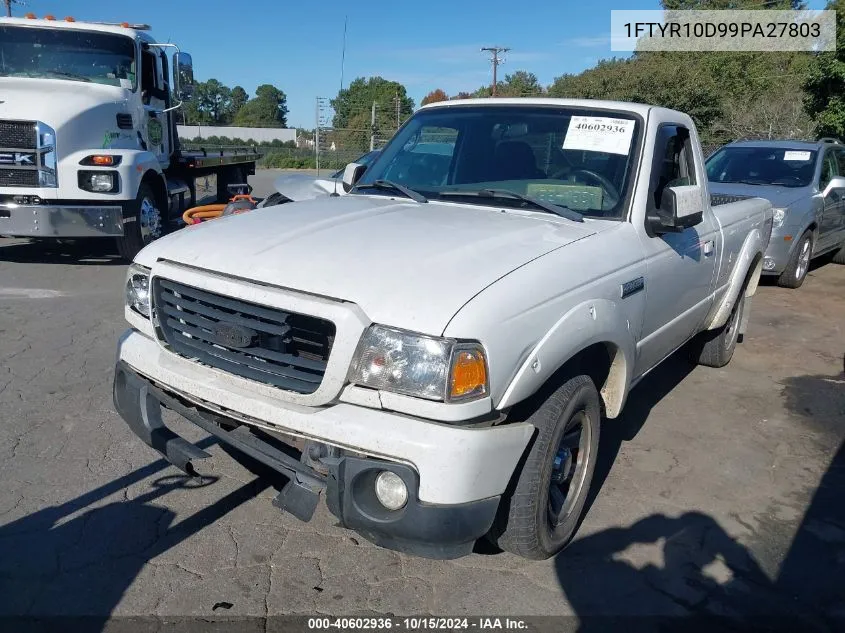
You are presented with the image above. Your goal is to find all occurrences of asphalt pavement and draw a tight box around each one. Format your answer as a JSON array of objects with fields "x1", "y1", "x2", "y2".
[{"x1": 0, "y1": 170, "x2": 843, "y2": 628}]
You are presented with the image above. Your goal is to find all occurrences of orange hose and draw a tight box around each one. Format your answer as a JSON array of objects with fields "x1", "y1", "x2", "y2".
[{"x1": 183, "y1": 204, "x2": 226, "y2": 225}]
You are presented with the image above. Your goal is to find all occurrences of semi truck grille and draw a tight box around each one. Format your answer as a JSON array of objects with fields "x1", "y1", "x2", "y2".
[
  {"x1": 0, "y1": 169, "x2": 38, "y2": 187},
  {"x1": 0, "y1": 120, "x2": 37, "y2": 149},
  {"x1": 153, "y1": 278, "x2": 335, "y2": 395}
]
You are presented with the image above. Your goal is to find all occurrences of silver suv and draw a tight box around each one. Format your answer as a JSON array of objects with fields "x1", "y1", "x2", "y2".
[{"x1": 707, "y1": 139, "x2": 845, "y2": 288}]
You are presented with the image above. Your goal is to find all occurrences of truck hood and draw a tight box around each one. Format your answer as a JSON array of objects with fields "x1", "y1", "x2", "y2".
[
  {"x1": 273, "y1": 173, "x2": 337, "y2": 201},
  {"x1": 709, "y1": 182, "x2": 812, "y2": 208},
  {"x1": 138, "y1": 195, "x2": 597, "y2": 334}
]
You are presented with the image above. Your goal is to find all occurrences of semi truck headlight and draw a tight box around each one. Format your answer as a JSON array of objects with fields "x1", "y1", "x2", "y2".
[
  {"x1": 772, "y1": 208, "x2": 786, "y2": 228},
  {"x1": 125, "y1": 264, "x2": 151, "y2": 317},
  {"x1": 79, "y1": 170, "x2": 118, "y2": 193},
  {"x1": 347, "y1": 325, "x2": 488, "y2": 402}
]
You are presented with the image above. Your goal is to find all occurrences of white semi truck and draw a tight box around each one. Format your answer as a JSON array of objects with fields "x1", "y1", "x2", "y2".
[{"x1": 0, "y1": 15, "x2": 259, "y2": 259}]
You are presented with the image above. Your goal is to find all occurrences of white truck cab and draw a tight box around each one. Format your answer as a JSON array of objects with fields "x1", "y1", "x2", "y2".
[{"x1": 0, "y1": 15, "x2": 259, "y2": 258}]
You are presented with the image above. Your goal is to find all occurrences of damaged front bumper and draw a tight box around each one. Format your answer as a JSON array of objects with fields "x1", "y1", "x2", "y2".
[{"x1": 113, "y1": 362, "x2": 502, "y2": 559}]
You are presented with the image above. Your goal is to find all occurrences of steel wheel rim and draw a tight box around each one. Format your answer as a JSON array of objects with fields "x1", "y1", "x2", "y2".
[
  {"x1": 796, "y1": 237, "x2": 811, "y2": 279},
  {"x1": 548, "y1": 410, "x2": 591, "y2": 529},
  {"x1": 139, "y1": 196, "x2": 162, "y2": 243}
]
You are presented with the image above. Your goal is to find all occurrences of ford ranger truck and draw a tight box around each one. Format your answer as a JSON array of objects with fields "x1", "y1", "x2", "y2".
[
  {"x1": 0, "y1": 15, "x2": 258, "y2": 259},
  {"x1": 113, "y1": 99, "x2": 773, "y2": 560}
]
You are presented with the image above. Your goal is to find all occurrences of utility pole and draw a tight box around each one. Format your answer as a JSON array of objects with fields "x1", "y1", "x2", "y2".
[
  {"x1": 370, "y1": 101, "x2": 377, "y2": 151},
  {"x1": 4, "y1": 0, "x2": 13, "y2": 17},
  {"x1": 480, "y1": 46, "x2": 510, "y2": 97},
  {"x1": 395, "y1": 91, "x2": 400, "y2": 128}
]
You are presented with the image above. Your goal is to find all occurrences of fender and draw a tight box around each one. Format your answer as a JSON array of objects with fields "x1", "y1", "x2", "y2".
[
  {"x1": 497, "y1": 298, "x2": 636, "y2": 418},
  {"x1": 113, "y1": 149, "x2": 165, "y2": 200},
  {"x1": 706, "y1": 226, "x2": 765, "y2": 332}
]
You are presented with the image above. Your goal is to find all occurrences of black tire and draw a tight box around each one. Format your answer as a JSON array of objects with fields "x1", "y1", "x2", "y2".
[
  {"x1": 777, "y1": 230, "x2": 813, "y2": 289},
  {"x1": 490, "y1": 375, "x2": 601, "y2": 560},
  {"x1": 116, "y1": 183, "x2": 163, "y2": 261},
  {"x1": 832, "y1": 242, "x2": 845, "y2": 265},
  {"x1": 689, "y1": 290, "x2": 745, "y2": 368}
]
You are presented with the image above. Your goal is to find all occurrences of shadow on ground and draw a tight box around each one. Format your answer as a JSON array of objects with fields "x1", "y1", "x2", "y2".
[
  {"x1": 556, "y1": 367, "x2": 845, "y2": 632},
  {"x1": 0, "y1": 239, "x2": 125, "y2": 266}
]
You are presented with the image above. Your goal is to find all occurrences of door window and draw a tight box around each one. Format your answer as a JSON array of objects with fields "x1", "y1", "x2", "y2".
[
  {"x1": 649, "y1": 125, "x2": 696, "y2": 212},
  {"x1": 820, "y1": 149, "x2": 838, "y2": 189}
]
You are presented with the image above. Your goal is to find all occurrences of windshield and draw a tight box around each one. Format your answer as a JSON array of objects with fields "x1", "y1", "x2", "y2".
[
  {"x1": 0, "y1": 26, "x2": 136, "y2": 88},
  {"x1": 706, "y1": 146, "x2": 817, "y2": 188},
  {"x1": 354, "y1": 105, "x2": 641, "y2": 219}
]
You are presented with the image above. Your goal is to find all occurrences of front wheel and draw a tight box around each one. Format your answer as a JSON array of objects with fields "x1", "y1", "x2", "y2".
[
  {"x1": 116, "y1": 183, "x2": 163, "y2": 261},
  {"x1": 777, "y1": 230, "x2": 813, "y2": 289},
  {"x1": 489, "y1": 375, "x2": 600, "y2": 560}
]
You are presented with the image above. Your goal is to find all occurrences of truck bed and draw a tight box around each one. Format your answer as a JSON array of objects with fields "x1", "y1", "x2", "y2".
[{"x1": 177, "y1": 148, "x2": 262, "y2": 170}]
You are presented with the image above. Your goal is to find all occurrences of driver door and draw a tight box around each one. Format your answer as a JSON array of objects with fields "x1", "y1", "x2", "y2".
[{"x1": 635, "y1": 124, "x2": 719, "y2": 377}]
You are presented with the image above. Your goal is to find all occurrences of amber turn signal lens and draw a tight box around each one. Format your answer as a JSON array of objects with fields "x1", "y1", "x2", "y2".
[
  {"x1": 91, "y1": 155, "x2": 116, "y2": 166},
  {"x1": 450, "y1": 348, "x2": 488, "y2": 399}
]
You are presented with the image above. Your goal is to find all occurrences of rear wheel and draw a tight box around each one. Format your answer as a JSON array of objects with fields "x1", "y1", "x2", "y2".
[
  {"x1": 777, "y1": 230, "x2": 813, "y2": 289},
  {"x1": 116, "y1": 183, "x2": 163, "y2": 261},
  {"x1": 489, "y1": 375, "x2": 600, "y2": 560},
  {"x1": 690, "y1": 290, "x2": 745, "y2": 368}
]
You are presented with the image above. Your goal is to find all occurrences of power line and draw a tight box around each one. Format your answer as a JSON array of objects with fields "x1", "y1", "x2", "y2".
[{"x1": 481, "y1": 46, "x2": 510, "y2": 97}]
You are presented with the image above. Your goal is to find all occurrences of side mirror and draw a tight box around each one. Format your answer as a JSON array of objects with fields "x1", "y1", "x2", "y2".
[
  {"x1": 822, "y1": 175, "x2": 845, "y2": 197},
  {"x1": 341, "y1": 162, "x2": 367, "y2": 193},
  {"x1": 173, "y1": 51, "x2": 195, "y2": 102},
  {"x1": 647, "y1": 184, "x2": 704, "y2": 235}
]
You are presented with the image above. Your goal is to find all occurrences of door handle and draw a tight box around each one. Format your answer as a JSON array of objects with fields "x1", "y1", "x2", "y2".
[{"x1": 703, "y1": 240, "x2": 715, "y2": 256}]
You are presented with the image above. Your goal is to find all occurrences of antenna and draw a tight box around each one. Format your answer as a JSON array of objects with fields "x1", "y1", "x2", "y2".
[{"x1": 333, "y1": 15, "x2": 348, "y2": 197}]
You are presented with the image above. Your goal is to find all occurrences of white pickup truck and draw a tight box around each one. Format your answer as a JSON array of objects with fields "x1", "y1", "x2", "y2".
[{"x1": 113, "y1": 98, "x2": 773, "y2": 560}]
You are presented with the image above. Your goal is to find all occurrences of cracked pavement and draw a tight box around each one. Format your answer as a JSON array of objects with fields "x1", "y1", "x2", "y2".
[{"x1": 1, "y1": 171, "x2": 844, "y2": 626}]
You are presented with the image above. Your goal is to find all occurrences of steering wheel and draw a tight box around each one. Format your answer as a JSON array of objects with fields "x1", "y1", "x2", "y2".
[{"x1": 569, "y1": 169, "x2": 620, "y2": 200}]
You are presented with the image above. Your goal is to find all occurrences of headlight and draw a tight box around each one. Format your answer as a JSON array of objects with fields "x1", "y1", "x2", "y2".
[
  {"x1": 78, "y1": 170, "x2": 118, "y2": 193},
  {"x1": 125, "y1": 263, "x2": 151, "y2": 317},
  {"x1": 772, "y1": 208, "x2": 786, "y2": 228},
  {"x1": 347, "y1": 325, "x2": 488, "y2": 402}
]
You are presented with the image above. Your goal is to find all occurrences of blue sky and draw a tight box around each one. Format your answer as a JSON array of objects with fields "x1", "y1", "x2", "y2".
[{"x1": 18, "y1": 0, "x2": 830, "y2": 127}]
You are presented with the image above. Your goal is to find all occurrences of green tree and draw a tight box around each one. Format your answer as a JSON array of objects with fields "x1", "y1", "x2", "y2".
[
  {"x1": 229, "y1": 85, "x2": 249, "y2": 121},
  {"x1": 196, "y1": 78, "x2": 232, "y2": 125},
  {"x1": 498, "y1": 71, "x2": 545, "y2": 97},
  {"x1": 421, "y1": 89, "x2": 449, "y2": 105},
  {"x1": 331, "y1": 77, "x2": 415, "y2": 130},
  {"x1": 804, "y1": 0, "x2": 845, "y2": 139},
  {"x1": 234, "y1": 84, "x2": 289, "y2": 127}
]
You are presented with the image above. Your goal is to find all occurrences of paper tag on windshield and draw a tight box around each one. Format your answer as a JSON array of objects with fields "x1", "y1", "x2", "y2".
[
  {"x1": 783, "y1": 150, "x2": 812, "y2": 161},
  {"x1": 563, "y1": 116, "x2": 635, "y2": 155}
]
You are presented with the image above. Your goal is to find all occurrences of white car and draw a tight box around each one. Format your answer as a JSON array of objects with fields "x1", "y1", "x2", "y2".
[{"x1": 263, "y1": 150, "x2": 380, "y2": 205}]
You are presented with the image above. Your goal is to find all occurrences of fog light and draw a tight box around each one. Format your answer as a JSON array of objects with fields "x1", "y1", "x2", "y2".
[
  {"x1": 763, "y1": 257, "x2": 776, "y2": 271},
  {"x1": 374, "y1": 471, "x2": 408, "y2": 510}
]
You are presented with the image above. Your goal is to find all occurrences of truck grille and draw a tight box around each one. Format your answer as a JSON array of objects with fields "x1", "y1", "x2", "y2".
[
  {"x1": 0, "y1": 120, "x2": 37, "y2": 149},
  {"x1": 0, "y1": 169, "x2": 38, "y2": 187},
  {"x1": 153, "y1": 278, "x2": 335, "y2": 394}
]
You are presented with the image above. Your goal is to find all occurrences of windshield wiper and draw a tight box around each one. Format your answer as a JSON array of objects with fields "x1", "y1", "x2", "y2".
[
  {"x1": 353, "y1": 179, "x2": 427, "y2": 203},
  {"x1": 439, "y1": 189, "x2": 584, "y2": 222},
  {"x1": 44, "y1": 70, "x2": 91, "y2": 82}
]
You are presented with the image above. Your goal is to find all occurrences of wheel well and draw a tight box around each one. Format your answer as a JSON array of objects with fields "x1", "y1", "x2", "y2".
[
  {"x1": 807, "y1": 222, "x2": 818, "y2": 240},
  {"x1": 744, "y1": 252, "x2": 763, "y2": 297},
  {"x1": 511, "y1": 342, "x2": 627, "y2": 420},
  {"x1": 141, "y1": 170, "x2": 168, "y2": 212}
]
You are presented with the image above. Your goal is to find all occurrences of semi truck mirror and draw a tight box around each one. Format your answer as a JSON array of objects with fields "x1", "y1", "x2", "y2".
[{"x1": 174, "y1": 52, "x2": 195, "y2": 101}]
